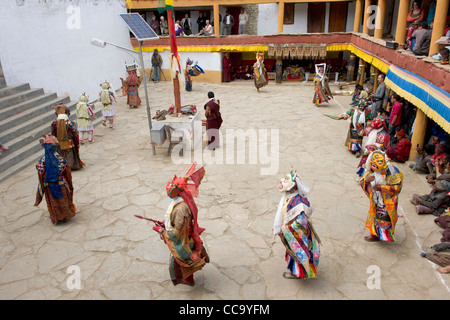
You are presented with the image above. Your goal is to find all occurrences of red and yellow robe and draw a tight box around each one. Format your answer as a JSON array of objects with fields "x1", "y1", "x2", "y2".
[
  {"x1": 162, "y1": 201, "x2": 209, "y2": 286},
  {"x1": 360, "y1": 167, "x2": 403, "y2": 241}
]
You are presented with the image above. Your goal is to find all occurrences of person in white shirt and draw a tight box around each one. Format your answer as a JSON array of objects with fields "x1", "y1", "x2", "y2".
[
  {"x1": 238, "y1": 8, "x2": 248, "y2": 34},
  {"x1": 222, "y1": 11, "x2": 234, "y2": 35},
  {"x1": 196, "y1": 20, "x2": 213, "y2": 36}
]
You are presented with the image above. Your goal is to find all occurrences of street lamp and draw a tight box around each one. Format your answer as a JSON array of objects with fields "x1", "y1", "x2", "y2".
[{"x1": 91, "y1": 37, "x2": 156, "y2": 155}]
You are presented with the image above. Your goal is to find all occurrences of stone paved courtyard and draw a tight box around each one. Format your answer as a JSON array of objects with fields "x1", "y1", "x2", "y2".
[{"x1": 0, "y1": 79, "x2": 449, "y2": 300}]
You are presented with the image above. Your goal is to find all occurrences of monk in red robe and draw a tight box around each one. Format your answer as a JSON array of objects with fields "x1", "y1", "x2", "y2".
[
  {"x1": 386, "y1": 128, "x2": 412, "y2": 163},
  {"x1": 204, "y1": 91, "x2": 223, "y2": 150}
]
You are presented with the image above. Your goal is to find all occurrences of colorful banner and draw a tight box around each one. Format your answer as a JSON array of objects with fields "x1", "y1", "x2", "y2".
[
  {"x1": 303, "y1": 45, "x2": 311, "y2": 59},
  {"x1": 385, "y1": 65, "x2": 450, "y2": 132},
  {"x1": 289, "y1": 44, "x2": 297, "y2": 59},
  {"x1": 282, "y1": 45, "x2": 290, "y2": 59},
  {"x1": 297, "y1": 44, "x2": 304, "y2": 59},
  {"x1": 319, "y1": 45, "x2": 327, "y2": 59},
  {"x1": 311, "y1": 45, "x2": 319, "y2": 58},
  {"x1": 268, "y1": 44, "x2": 275, "y2": 58},
  {"x1": 276, "y1": 45, "x2": 282, "y2": 58}
]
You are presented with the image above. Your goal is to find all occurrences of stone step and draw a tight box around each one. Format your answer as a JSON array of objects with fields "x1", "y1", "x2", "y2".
[
  {"x1": 0, "y1": 83, "x2": 30, "y2": 99},
  {"x1": 0, "y1": 87, "x2": 44, "y2": 110},
  {"x1": 0, "y1": 110, "x2": 104, "y2": 182},
  {"x1": 0, "y1": 94, "x2": 66, "y2": 133},
  {"x1": 0, "y1": 100, "x2": 77, "y2": 145},
  {"x1": 0, "y1": 92, "x2": 58, "y2": 123}
]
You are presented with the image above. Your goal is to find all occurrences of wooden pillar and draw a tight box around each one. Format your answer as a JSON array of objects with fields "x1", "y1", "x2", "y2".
[
  {"x1": 429, "y1": 0, "x2": 450, "y2": 56},
  {"x1": 358, "y1": 62, "x2": 366, "y2": 86},
  {"x1": 395, "y1": 0, "x2": 410, "y2": 48},
  {"x1": 213, "y1": 3, "x2": 220, "y2": 37},
  {"x1": 409, "y1": 108, "x2": 428, "y2": 160},
  {"x1": 354, "y1": 0, "x2": 363, "y2": 32},
  {"x1": 278, "y1": 1, "x2": 285, "y2": 33},
  {"x1": 374, "y1": 0, "x2": 386, "y2": 39},
  {"x1": 371, "y1": 66, "x2": 379, "y2": 92},
  {"x1": 275, "y1": 58, "x2": 283, "y2": 83},
  {"x1": 362, "y1": 0, "x2": 372, "y2": 35}
]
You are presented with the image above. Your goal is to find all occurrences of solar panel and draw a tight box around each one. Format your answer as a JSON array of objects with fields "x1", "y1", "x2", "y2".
[{"x1": 119, "y1": 13, "x2": 159, "y2": 41}]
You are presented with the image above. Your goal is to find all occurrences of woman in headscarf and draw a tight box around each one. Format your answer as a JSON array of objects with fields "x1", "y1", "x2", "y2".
[
  {"x1": 51, "y1": 103, "x2": 83, "y2": 170},
  {"x1": 34, "y1": 135, "x2": 76, "y2": 224},
  {"x1": 273, "y1": 169, "x2": 320, "y2": 279},
  {"x1": 360, "y1": 150, "x2": 403, "y2": 242}
]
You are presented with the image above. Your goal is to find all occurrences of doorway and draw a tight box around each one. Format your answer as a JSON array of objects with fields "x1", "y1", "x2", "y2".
[{"x1": 307, "y1": 3, "x2": 325, "y2": 33}]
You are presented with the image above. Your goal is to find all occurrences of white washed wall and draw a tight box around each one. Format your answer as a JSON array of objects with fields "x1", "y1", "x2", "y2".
[
  {"x1": 0, "y1": 0, "x2": 132, "y2": 101},
  {"x1": 283, "y1": 3, "x2": 308, "y2": 34},
  {"x1": 257, "y1": 3, "x2": 278, "y2": 35},
  {"x1": 258, "y1": 2, "x2": 357, "y2": 35}
]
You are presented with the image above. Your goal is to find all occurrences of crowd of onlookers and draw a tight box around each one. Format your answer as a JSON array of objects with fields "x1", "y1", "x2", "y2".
[
  {"x1": 406, "y1": 0, "x2": 450, "y2": 63},
  {"x1": 349, "y1": 72, "x2": 450, "y2": 273},
  {"x1": 145, "y1": 8, "x2": 249, "y2": 37}
]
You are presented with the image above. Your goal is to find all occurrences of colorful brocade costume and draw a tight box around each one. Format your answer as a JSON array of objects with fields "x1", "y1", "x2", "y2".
[
  {"x1": 184, "y1": 58, "x2": 204, "y2": 92},
  {"x1": 274, "y1": 171, "x2": 320, "y2": 279},
  {"x1": 253, "y1": 53, "x2": 268, "y2": 92},
  {"x1": 34, "y1": 135, "x2": 76, "y2": 224},
  {"x1": 163, "y1": 197, "x2": 209, "y2": 286},
  {"x1": 121, "y1": 63, "x2": 142, "y2": 108},
  {"x1": 51, "y1": 104, "x2": 83, "y2": 170},
  {"x1": 313, "y1": 64, "x2": 333, "y2": 105},
  {"x1": 360, "y1": 150, "x2": 403, "y2": 241},
  {"x1": 356, "y1": 116, "x2": 390, "y2": 177},
  {"x1": 341, "y1": 95, "x2": 370, "y2": 155},
  {"x1": 149, "y1": 163, "x2": 209, "y2": 286}
]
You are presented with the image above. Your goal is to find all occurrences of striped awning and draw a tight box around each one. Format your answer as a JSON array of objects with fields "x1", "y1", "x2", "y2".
[{"x1": 385, "y1": 65, "x2": 450, "y2": 133}]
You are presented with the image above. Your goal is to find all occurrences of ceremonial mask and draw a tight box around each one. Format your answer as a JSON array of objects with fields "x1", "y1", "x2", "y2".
[
  {"x1": 370, "y1": 152, "x2": 388, "y2": 172},
  {"x1": 370, "y1": 116, "x2": 383, "y2": 129},
  {"x1": 279, "y1": 171, "x2": 296, "y2": 192},
  {"x1": 166, "y1": 176, "x2": 183, "y2": 198}
]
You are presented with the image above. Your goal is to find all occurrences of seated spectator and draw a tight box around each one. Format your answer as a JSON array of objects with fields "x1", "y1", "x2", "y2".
[
  {"x1": 411, "y1": 180, "x2": 450, "y2": 216},
  {"x1": 160, "y1": 16, "x2": 169, "y2": 36},
  {"x1": 386, "y1": 128, "x2": 412, "y2": 162},
  {"x1": 175, "y1": 20, "x2": 186, "y2": 36},
  {"x1": 415, "y1": 20, "x2": 433, "y2": 56},
  {"x1": 410, "y1": 136, "x2": 440, "y2": 173},
  {"x1": 351, "y1": 84, "x2": 364, "y2": 106},
  {"x1": 426, "y1": 154, "x2": 450, "y2": 185},
  {"x1": 196, "y1": 20, "x2": 213, "y2": 36},
  {"x1": 432, "y1": 48, "x2": 450, "y2": 62},
  {"x1": 406, "y1": 0, "x2": 424, "y2": 50},
  {"x1": 422, "y1": 240, "x2": 450, "y2": 274},
  {"x1": 244, "y1": 64, "x2": 252, "y2": 80},
  {"x1": 427, "y1": 143, "x2": 447, "y2": 175},
  {"x1": 411, "y1": 20, "x2": 428, "y2": 55},
  {"x1": 150, "y1": 15, "x2": 161, "y2": 35},
  {"x1": 236, "y1": 65, "x2": 245, "y2": 79}
]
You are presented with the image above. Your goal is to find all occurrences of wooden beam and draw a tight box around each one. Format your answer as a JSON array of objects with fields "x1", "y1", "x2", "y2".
[{"x1": 130, "y1": 0, "x2": 354, "y2": 10}]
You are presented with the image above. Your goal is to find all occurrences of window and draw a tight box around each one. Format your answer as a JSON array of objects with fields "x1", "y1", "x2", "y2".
[{"x1": 284, "y1": 3, "x2": 294, "y2": 24}]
